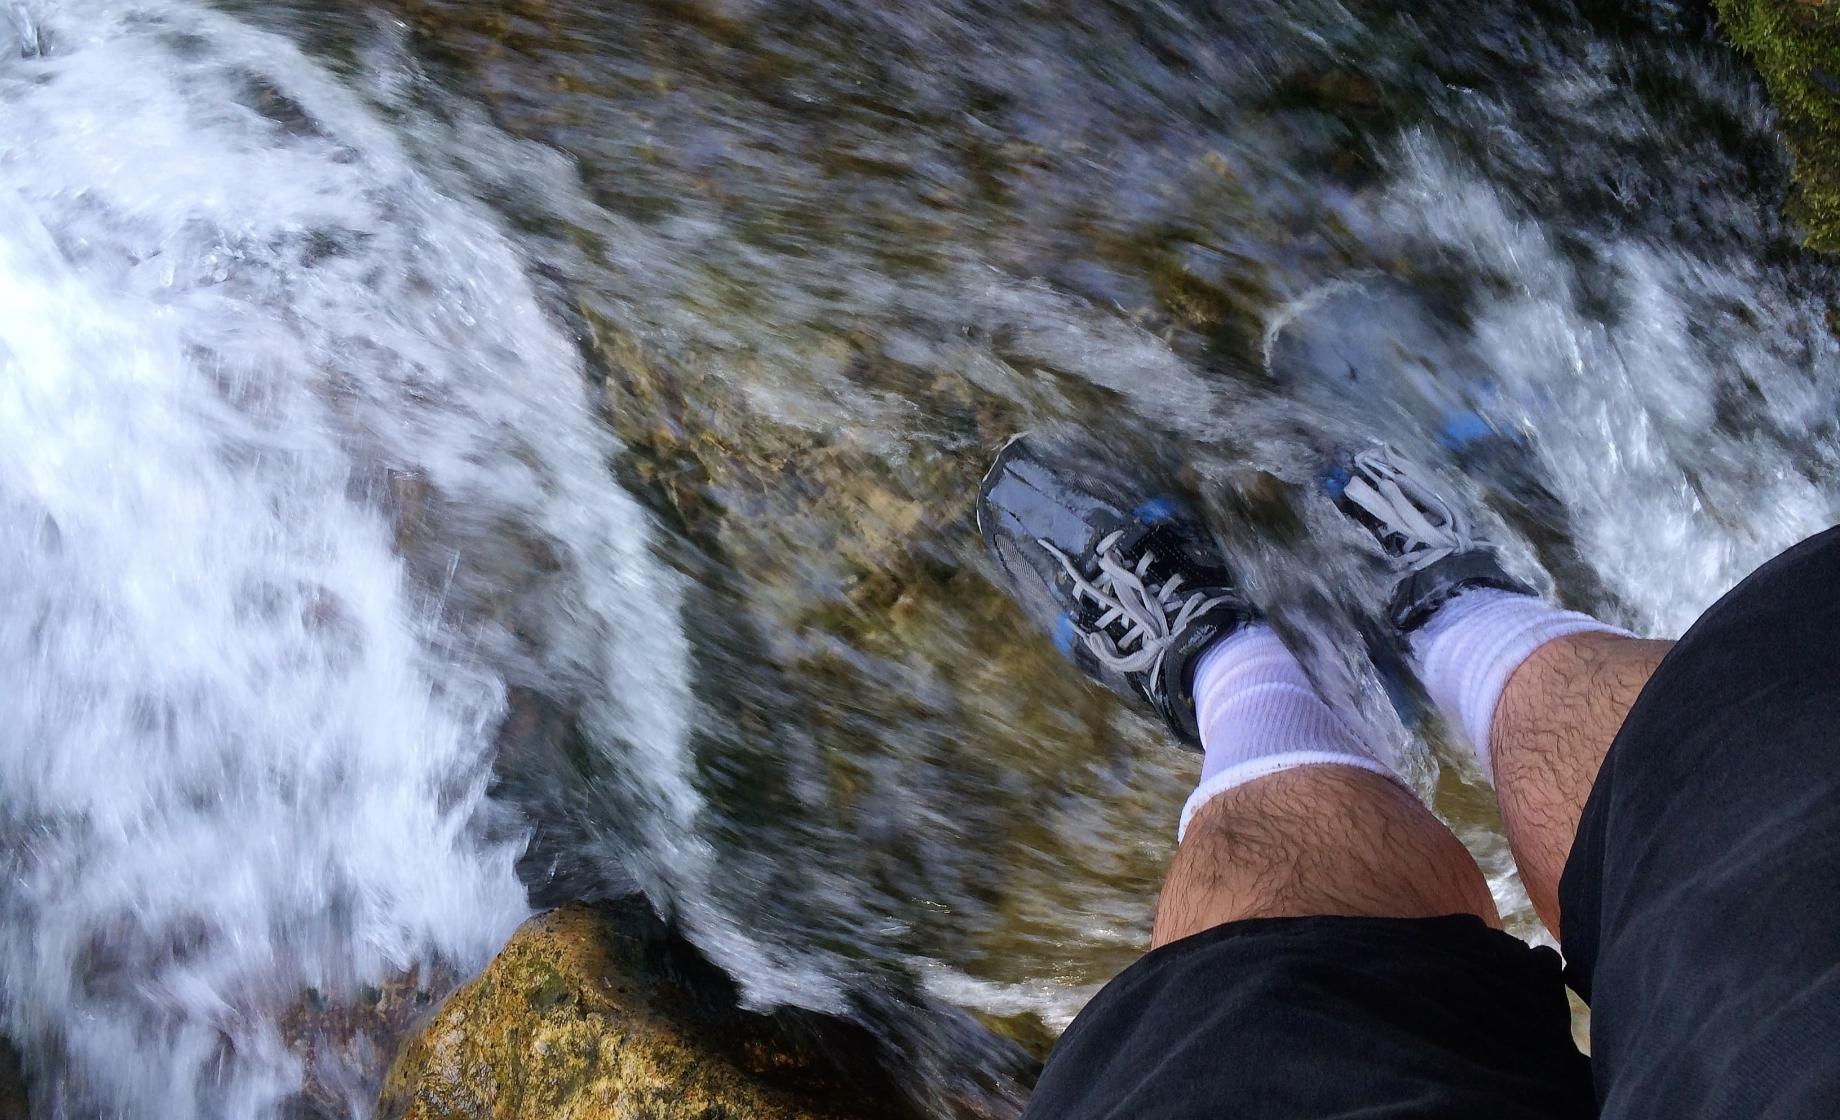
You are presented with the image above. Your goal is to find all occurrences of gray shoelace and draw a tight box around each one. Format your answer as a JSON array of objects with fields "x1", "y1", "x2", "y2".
[
  {"x1": 1039, "y1": 530, "x2": 1236, "y2": 690},
  {"x1": 1341, "y1": 447, "x2": 1475, "y2": 571}
]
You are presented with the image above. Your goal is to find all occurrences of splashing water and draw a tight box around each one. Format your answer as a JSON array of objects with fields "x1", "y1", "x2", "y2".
[{"x1": 0, "y1": 0, "x2": 700, "y2": 1113}]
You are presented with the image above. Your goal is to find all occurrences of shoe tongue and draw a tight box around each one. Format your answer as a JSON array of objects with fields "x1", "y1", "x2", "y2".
[{"x1": 1343, "y1": 474, "x2": 1450, "y2": 557}]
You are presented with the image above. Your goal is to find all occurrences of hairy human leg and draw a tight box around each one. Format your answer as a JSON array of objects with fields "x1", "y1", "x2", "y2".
[
  {"x1": 980, "y1": 436, "x2": 1594, "y2": 1120},
  {"x1": 1488, "y1": 631, "x2": 1671, "y2": 936},
  {"x1": 1154, "y1": 624, "x2": 1499, "y2": 946},
  {"x1": 1155, "y1": 765, "x2": 1499, "y2": 946},
  {"x1": 1405, "y1": 587, "x2": 1662, "y2": 936}
]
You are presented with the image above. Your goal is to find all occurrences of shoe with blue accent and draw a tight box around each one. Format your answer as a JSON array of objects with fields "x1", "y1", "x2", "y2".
[
  {"x1": 976, "y1": 434, "x2": 1252, "y2": 749},
  {"x1": 1324, "y1": 444, "x2": 1533, "y2": 631}
]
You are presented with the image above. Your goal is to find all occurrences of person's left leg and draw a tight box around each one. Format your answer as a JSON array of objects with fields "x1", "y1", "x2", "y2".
[
  {"x1": 1158, "y1": 767, "x2": 1496, "y2": 942},
  {"x1": 1154, "y1": 626, "x2": 1497, "y2": 945}
]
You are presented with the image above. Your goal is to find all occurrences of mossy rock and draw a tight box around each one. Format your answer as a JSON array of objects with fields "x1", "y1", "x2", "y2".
[
  {"x1": 1717, "y1": 0, "x2": 1840, "y2": 248},
  {"x1": 380, "y1": 905, "x2": 894, "y2": 1120}
]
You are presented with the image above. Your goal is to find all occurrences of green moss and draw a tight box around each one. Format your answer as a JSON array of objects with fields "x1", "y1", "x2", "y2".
[
  {"x1": 1715, "y1": 0, "x2": 1840, "y2": 248},
  {"x1": 525, "y1": 963, "x2": 573, "y2": 1013}
]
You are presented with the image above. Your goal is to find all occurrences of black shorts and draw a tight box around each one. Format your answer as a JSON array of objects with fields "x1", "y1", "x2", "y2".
[{"x1": 1025, "y1": 528, "x2": 1840, "y2": 1119}]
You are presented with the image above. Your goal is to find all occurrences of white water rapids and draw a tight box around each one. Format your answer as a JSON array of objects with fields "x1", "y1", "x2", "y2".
[{"x1": 0, "y1": 1, "x2": 698, "y2": 1115}]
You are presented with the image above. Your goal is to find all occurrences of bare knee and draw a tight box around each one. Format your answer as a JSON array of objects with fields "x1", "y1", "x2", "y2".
[{"x1": 1152, "y1": 766, "x2": 1499, "y2": 948}]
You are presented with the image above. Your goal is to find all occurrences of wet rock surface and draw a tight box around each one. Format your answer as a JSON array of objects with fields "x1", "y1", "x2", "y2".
[
  {"x1": 0, "y1": 1040, "x2": 26, "y2": 1120},
  {"x1": 380, "y1": 903, "x2": 1013, "y2": 1120}
]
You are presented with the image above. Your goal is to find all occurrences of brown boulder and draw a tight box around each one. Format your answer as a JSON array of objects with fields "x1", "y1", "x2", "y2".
[{"x1": 379, "y1": 905, "x2": 881, "y2": 1120}]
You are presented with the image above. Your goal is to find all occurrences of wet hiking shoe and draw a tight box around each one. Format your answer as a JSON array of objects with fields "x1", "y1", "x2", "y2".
[
  {"x1": 1324, "y1": 444, "x2": 1532, "y2": 631},
  {"x1": 977, "y1": 434, "x2": 1252, "y2": 749}
]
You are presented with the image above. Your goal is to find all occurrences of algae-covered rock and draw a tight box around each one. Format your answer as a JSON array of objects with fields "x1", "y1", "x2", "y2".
[
  {"x1": 1716, "y1": 0, "x2": 1840, "y2": 248},
  {"x1": 379, "y1": 904, "x2": 897, "y2": 1120}
]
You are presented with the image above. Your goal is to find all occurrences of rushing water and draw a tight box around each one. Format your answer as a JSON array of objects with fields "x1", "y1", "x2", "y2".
[{"x1": 3, "y1": 0, "x2": 1839, "y2": 1115}]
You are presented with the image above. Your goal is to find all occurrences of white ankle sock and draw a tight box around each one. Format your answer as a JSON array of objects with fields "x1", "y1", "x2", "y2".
[
  {"x1": 1179, "y1": 626, "x2": 1396, "y2": 840},
  {"x1": 1408, "y1": 589, "x2": 1630, "y2": 778}
]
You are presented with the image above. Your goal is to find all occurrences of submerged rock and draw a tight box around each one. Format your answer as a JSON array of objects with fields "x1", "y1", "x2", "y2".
[
  {"x1": 1717, "y1": 0, "x2": 1840, "y2": 248},
  {"x1": 379, "y1": 903, "x2": 908, "y2": 1120},
  {"x1": 280, "y1": 966, "x2": 457, "y2": 1120},
  {"x1": 0, "y1": 1039, "x2": 25, "y2": 1120}
]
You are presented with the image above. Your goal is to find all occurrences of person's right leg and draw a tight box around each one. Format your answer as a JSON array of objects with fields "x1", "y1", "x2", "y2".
[
  {"x1": 1403, "y1": 584, "x2": 1673, "y2": 935},
  {"x1": 1384, "y1": 481, "x2": 1840, "y2": 1117},
  {"x1": 1328, "y1": 446, "x2": 1654, "y2": 935},
  {"x1": 1486, "y1": 630, "x2": 1671, "y2": 937},
  {"x1": 1553, "y1": 528, "x2": 1840, "y2": 1118}
]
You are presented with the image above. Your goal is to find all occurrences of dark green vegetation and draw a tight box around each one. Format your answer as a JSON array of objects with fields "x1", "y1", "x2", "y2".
[{"x1": 1716, "y1": 0, "x2": 1840, "y2": 248}]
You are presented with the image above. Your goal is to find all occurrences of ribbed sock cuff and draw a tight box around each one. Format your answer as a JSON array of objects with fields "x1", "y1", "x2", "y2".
[
  {"x1": 1179, "y1": 626, "x2": 1395, "y2": 841},
  {"x1": 1408, "y1": 588, "x2": 1631, "y2": 778},
  {"x1": 1179, "y1": 752, "x2": 1397, "y2": 840}
]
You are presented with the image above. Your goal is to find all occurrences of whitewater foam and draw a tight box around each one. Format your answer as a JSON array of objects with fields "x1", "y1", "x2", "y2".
[{"x1": 0, "y1": 0, "x2": 691, "y2": 1114}]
